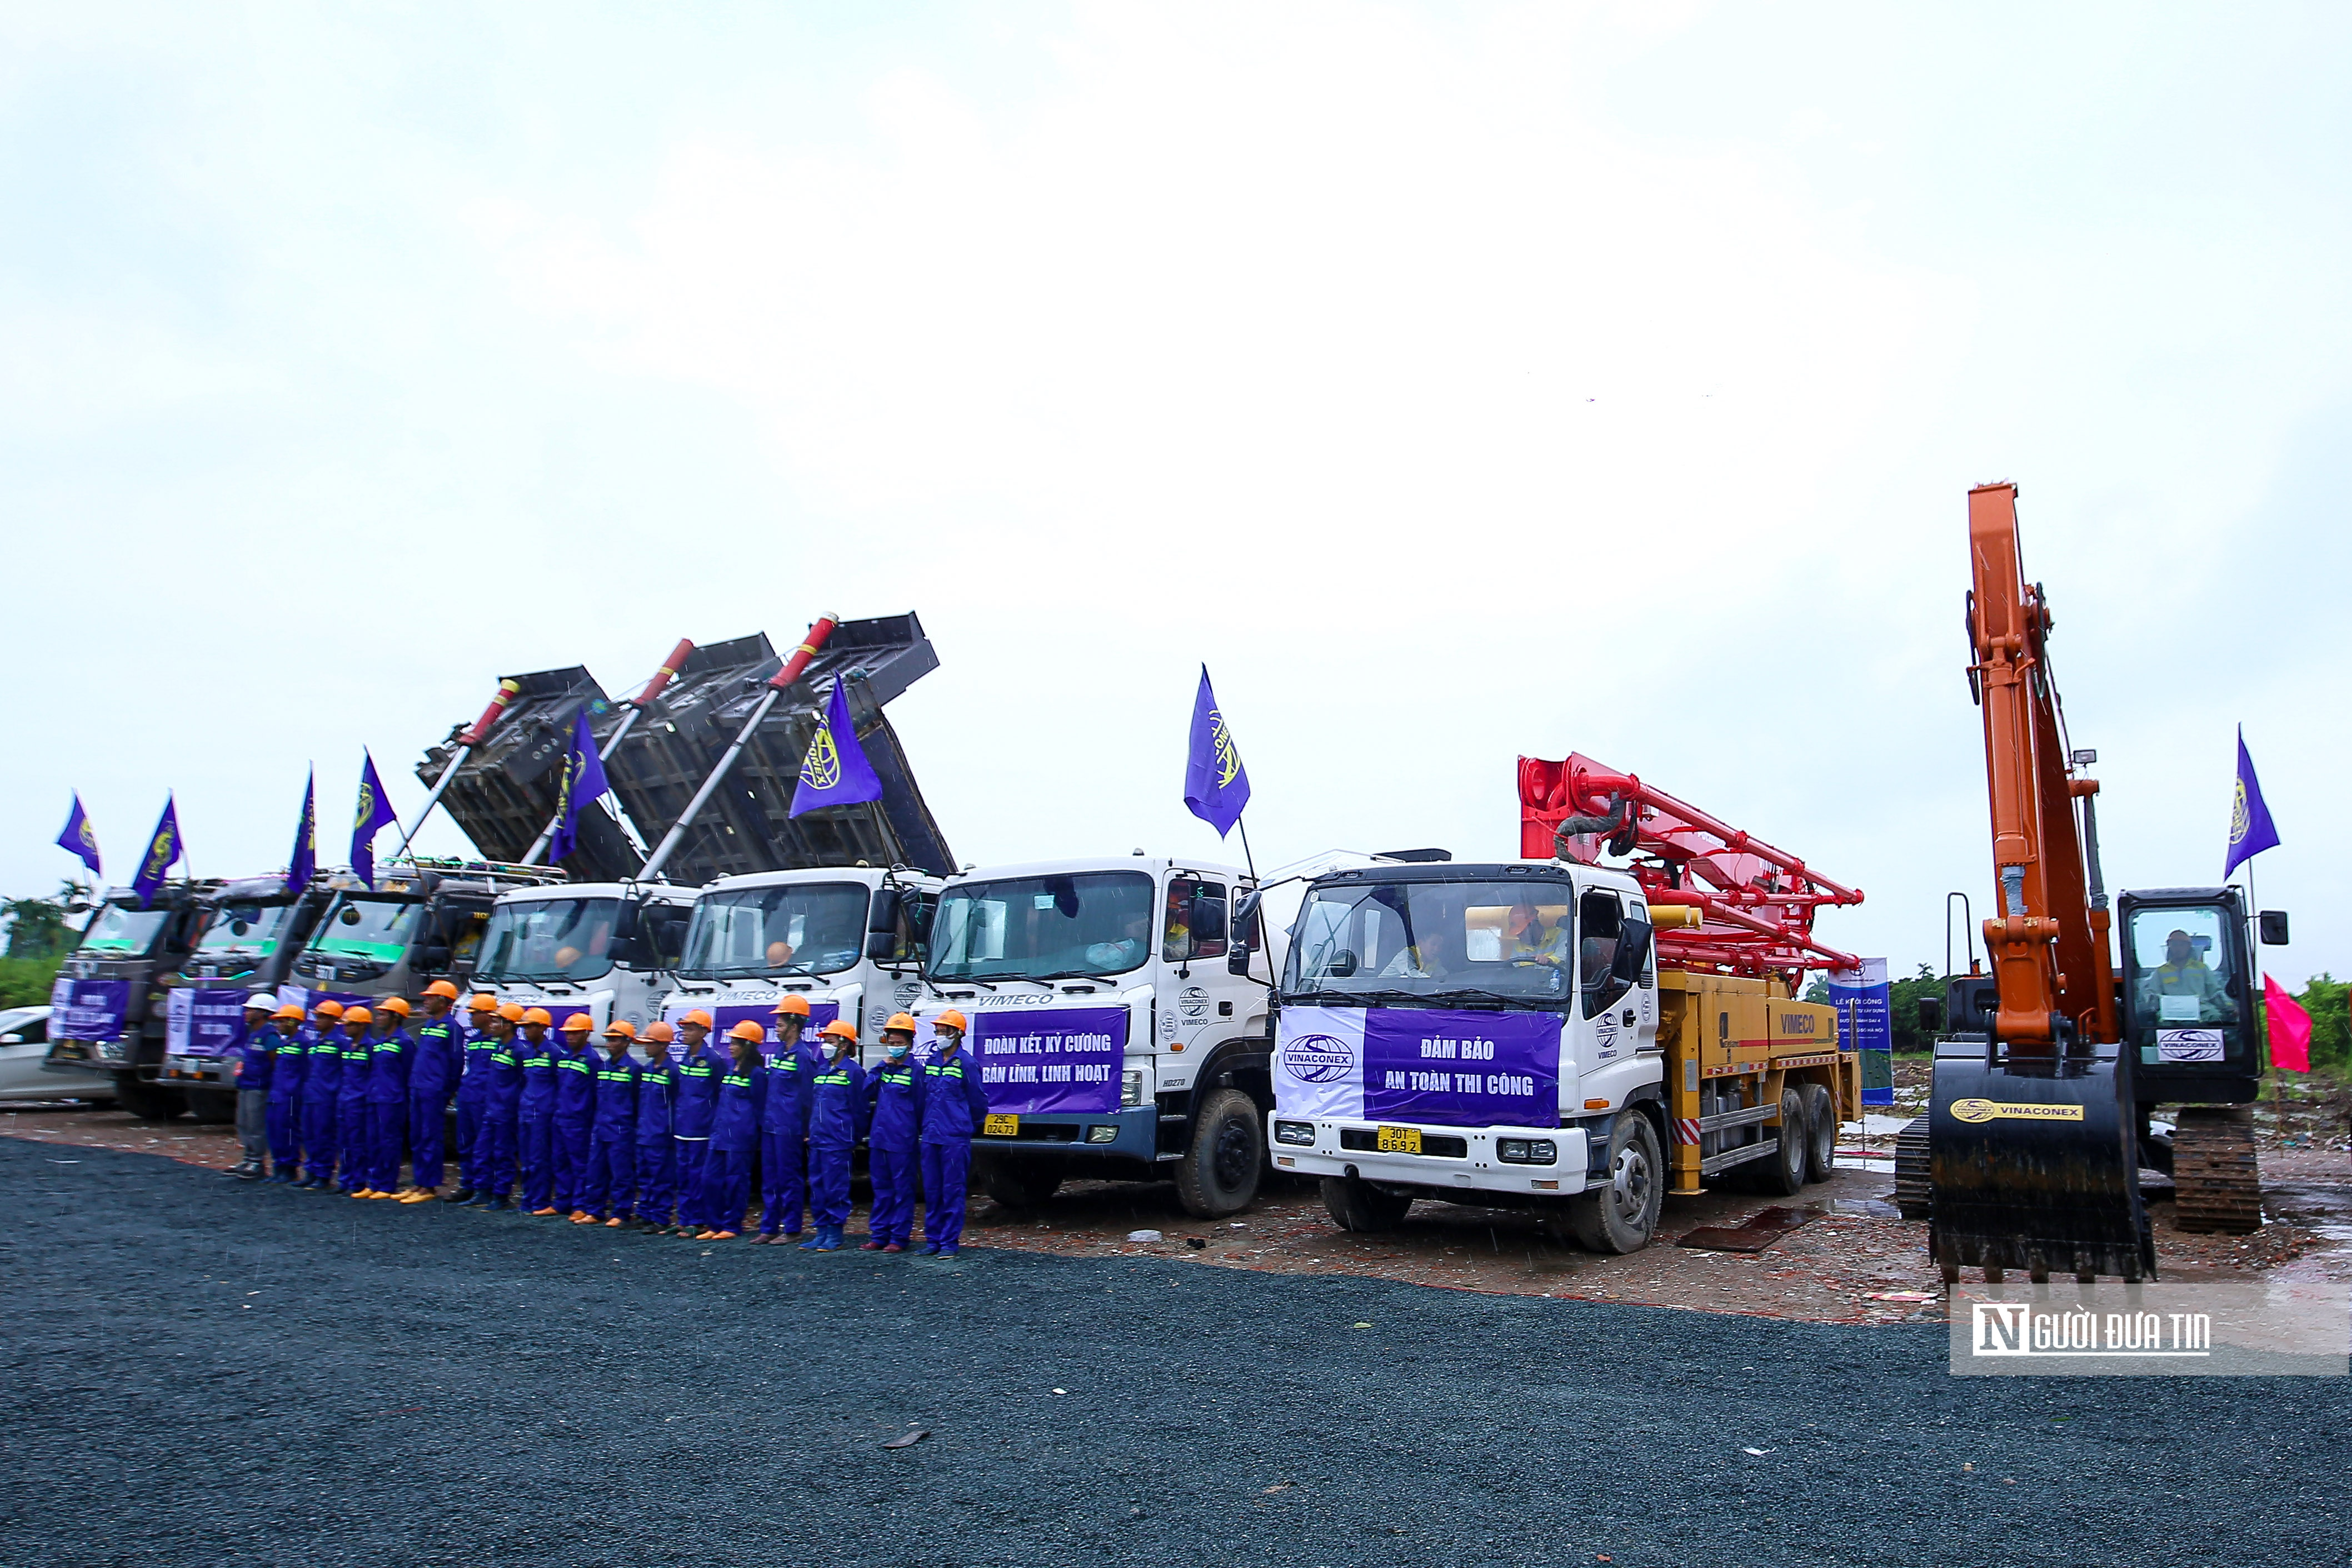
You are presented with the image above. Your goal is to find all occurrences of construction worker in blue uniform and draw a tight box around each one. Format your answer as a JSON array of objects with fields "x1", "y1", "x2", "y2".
[
  {"x1": 862, "y1": 1015, "x2": 927, "y2": 1251},
  {"x1": 224, "y1": 991, "x2": 279, "y2": 1180},
  {"x1": 476, "y1": 1004, "x2": 526, "y2": 1210},
  {"x1": 632, "y1": 1021, "x2": 680, "y2": 1234},
  {"x1": 579, "y1": 1020, "x2": 641, "y2": 1226},
  {"x1": 356, "y1": 997, "x2": 414, "y2": 1198},
  {"x1": 553, "y1": 1015, "x2": 600, "y2": 1220},
  {"x1": 399, "y1": 981, "x2": 463, "y2": 1203},
  {"x1": 449, "y1": 993, "x2": 500, "y2": 1203},
  {"x1": 263, "y1": 1002, "x2": 307, "y2": 1183},
  {"x1": 692, "y1": 1020, "x2": 768, "y2": 1241},
  {"x1": 918, "y1": 1009, "x2": 992, "y2": 1255},
  {"x1": 294, "y1": 998, "x2": 344, "y2": 1189},
  {"x1": 668, "y1": 1010, "x2": 721, "y2": 1235},
  {"x1": 752, "y1": 996, "x2": 817, "y2": 1245},
  {"x1": 516, "y1": 1008, "x2": 562, "y2": 1215},
  {"x1": 333, "y1": 1007, "x2": 375, "y2": 1195},
  {"x1": 801, "y1": 1019, "x2": 869, "y2": 1252}
]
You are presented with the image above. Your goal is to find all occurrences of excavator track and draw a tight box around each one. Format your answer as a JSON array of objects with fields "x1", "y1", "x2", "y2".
[
  {"x1": 1894, "y1": 1115, "x2": 1932, "y2": 1220},
  {"x1": 2170, "y1": 1105, "x2": 2262, "y2": 1235}
]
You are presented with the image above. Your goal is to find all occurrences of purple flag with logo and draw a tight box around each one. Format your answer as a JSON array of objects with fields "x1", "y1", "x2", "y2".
[
  {"x1": 1183, "y1": 666, "x2": 1250, "y2": 837},
  {"x1": 2223, "y1": 726, "x2": 2280, "y2": 879},
  {"x1": 789, "y1": 677, "x2": 884, "y2": 818},
  {"x1": 351, "y1": 751, "x2": 400, "y2": 889},
  {"x1": 285, "y1": 768, "x2": 317, "y2": 895},
  {"x1": 131, "y1": 796, "x2": 182, "y2": 908},
  {"x1": 545, "y1": 708, "x2": 613, "y2": 864},
  {"x1": 56, "y1": 793, "x2": 101, "y2": 878}
]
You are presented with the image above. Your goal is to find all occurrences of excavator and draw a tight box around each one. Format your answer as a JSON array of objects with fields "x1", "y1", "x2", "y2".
[{"x1": 1910, "y1": 482, "x2": 2280, "y2": 1284}]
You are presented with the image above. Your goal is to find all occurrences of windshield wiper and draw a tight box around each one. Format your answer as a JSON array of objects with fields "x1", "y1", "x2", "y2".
[
  {"x1": 930, "y1": 972, "x2": 997, "y2": 991},
  {"x1": 1024, "y1": 968, "x2": 1122, "y2": 984}
]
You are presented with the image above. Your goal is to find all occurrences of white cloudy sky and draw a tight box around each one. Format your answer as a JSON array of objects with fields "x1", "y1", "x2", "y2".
[{"x1": 4, "y1": 3, "x2": 2345, "y2": 985}]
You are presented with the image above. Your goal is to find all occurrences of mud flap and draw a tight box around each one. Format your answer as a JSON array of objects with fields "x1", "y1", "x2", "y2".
[{"x1": 1928, "y1": 1043, "x2": 2154, "y2": 1282}]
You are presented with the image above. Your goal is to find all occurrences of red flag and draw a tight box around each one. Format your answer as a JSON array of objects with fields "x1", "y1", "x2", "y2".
[{"x1": 2264, "y1": 975, "x2": 2313, "y2": 1073}]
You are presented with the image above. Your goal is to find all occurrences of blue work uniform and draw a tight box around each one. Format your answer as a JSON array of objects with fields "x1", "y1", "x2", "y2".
[
  {"x1": 264, "y1": 1026, "x2": 305, "y2": 1179},
  {"x1": 864, "y1": 1057, "x2": 926, "y2": 1246},
  {"x1": 692, "y1": 1057, "x2": 766, "y2": 1234},
  {"x1": 407, "y1": 1016, "x2": 461, "y2": 1191},
  {"x1": 806, "y1": 1053, "x2": 868, "y2": 1230},
  {"x1": 365, "y1": 1026, "x2": 412, "y2": 1192},
  {"x1": 632, "y1": 1049, "x2": 678, "y2": 1225},
  {"x1": 552, "y1": 1035, "x2": 598, "y2": 1212},
  {"x1": 298, "y1": 1028, "x2": 342, "y2": 1184},
  {"x1": 918, "y1": 1042, "x2": 993, "y2": 1250},
  {"x1": 584, "y1": 1048, "x2": 640, "y2": 1219},
  {"x1": 226, "y1": 1017, "x2": 272, "y2": 1171},
  {"x1": 757, "y1": 1038, "x2": 820, "y2": 1237},
  {"x1": 671, "y1": 1041, "x2": 724, "y2": 1227},
  {"x1": 481, "y1": 1034, "x2": 523, "y2": 1201},
  {"x1": 334, "y1": 1031, "x2": 373, "y2": 1192},
  {"x1": 455, "y1": 1020, "x2": 500, "y2": 1194},
  {"x1": 516, "y1": 1032, "x2": 561, "y2": 1211}
]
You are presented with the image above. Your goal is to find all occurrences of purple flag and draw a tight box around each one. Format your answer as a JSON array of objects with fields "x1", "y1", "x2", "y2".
[
  {"x1": 2223, "y1": 726, "x2": 2280, "y2": 879},
  {"x1": 1182, "y1": 666, "x2": 1251, "y2": 837},
  {"x1": 286, "y1": 769, "x2": 317, "y2": 895},
  {"x1": 56, "y1": 793, "x2": 101, "y2": 878},
  {"x1": 131, "y1": 796, "x2": 183, "y2": 908},
  {"x1": 788, "y1": 677, "x2": 884, "y2": 818},
  {"x1": 351, "y1": 751, "x2": 400, "y2": 888},
  {"x1": 545, "y1": 708, "x2": 613, "y2": 863}
]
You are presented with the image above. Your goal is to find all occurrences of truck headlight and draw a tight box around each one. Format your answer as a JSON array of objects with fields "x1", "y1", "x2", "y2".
[
  {"x1": 1121, "y1": 1071, "x2": 1144, "y2": 1107},
  {"x1": 1273, "y1": 1120, "x2": 1316, "y2": 1147},
  {"x1": 1496, "y1": 1138, "x2": 1557, "y2": 1165}
]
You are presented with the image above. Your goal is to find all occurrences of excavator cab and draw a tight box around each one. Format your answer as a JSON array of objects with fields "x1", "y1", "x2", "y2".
[{"x1": 2119, "y1": 888, "x2": 2261, "y2": 1100}]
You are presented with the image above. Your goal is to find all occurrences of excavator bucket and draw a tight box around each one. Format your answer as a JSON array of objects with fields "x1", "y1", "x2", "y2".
[{"x1": 1928, "y1": 1042, "x2": 2154, "y2": 1281}]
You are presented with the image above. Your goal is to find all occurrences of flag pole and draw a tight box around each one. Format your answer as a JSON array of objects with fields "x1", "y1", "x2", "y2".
[
  {"x1": 1235, "y1": 815, "x2": 1259, "y2": 882},
  {"x1": 522, "y1": 637, "x2": 696, "y2": 866}
]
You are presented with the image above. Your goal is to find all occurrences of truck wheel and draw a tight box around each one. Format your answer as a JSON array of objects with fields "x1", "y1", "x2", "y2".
[
  {"x1": 1321, "y1": 1176, "x2": 1411, "y2": 1232},
  {"x1": 976, "y1": 1154, "x2": 1063, "y2": 1211},
  {"x1": 1754, "y1": 1088, "x2": 1809, "y2": 1196},
  {"x1": 116, "y1": 1076, "x2": 184, "y2": 1122},
  {"x1": 184, "y1": 1088, "x2": 237, "y2": 1125},
  {"x1": 1176, "y1": 1088, "x2": 1264, "y2": 1217},
  {"x1": 1569, "y1": 1113, "x2": 1664, "y2": 1253},
  {"x1": 1800, "y1": 1083, "x2": 1835, "y2": 1185}
]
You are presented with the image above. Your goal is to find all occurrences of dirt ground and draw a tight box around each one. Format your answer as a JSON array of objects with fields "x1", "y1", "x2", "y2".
[{"x1": 11, "y1": 1067, "x2": 2345, "y2": 1327}]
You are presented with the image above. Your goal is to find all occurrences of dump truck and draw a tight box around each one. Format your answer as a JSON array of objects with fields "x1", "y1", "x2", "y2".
[
  {"x1": 285, "y1": 857, "x2": 567, "y2": 1009},
  {"x1": 1265, "y1": 758, "x2": 1864, "y2": 1250},
  {"x1": 43, "y1": 879, "x2": 223, "y2": 1120},
  {"x1": 474, "y1": 880, "x2": 696, "y2": 1033},
  {"x1": 156, "y1": 873, "x2": 337, "y2": 1119}
]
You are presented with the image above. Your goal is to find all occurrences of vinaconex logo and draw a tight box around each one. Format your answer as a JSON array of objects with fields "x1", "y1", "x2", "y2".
[{"x1": 1280, "y1": 1033, "x2": 1354, "y2": 1085}]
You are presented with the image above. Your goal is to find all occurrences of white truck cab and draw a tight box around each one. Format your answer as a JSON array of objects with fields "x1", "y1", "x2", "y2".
[
  {"x1": 920, "y1": 854, "x2": 1272, "y2": 1217},
  {"x1": 661, "y1": 866, "x2": 942, "y2": 1060},
  {"x1": 475, "y1": 881, "x2": 697, "y2": 1033}
]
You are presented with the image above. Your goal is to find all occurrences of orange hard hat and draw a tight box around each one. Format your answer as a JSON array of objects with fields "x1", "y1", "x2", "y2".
[
  {"x1": 820, "y1": 1019, "x2": 858, "y2": 1041},
  {"x1": 423, "y1": 980, "x2": 461, "y2": 1001},
  {"x1": 467, "y1": 993, "x2": 498, "y2": 1013},
  {"x1": 272, "y1": 1003, "x2": 306, "y2": 1021},
  {"x1": 680, "y1": 1008, "x2": 713, "y2": 1028},
  {"x1": 603, "y1": 1020, "x2": 638, "y2": 1040},
  {"x1": 314, "y1": 1000, "x2": 344, "y2": 1018},
  {"x1": 378, "y1": 997, "x2": 412, "y2": 1016},
  {"x1": 495, "y1": 1002, "x2": 525, "y2": 1023},
  {"x1": 642, "y1": 1021, "x2": 676, "y2": 1043},
  {"x1": 932, "y1": 1009, "x2": 968, "y2": 1034},
  {"x1": 343, "y1": 1006, "x2": 373, "y2": 1025},
  {"x1": 728, "y1": 1019, "x2": 767, "y2": 1043},
  {"x1": 559, "y1": 1013, "x2": 594, "y2": 1032},
  {"x1": 883, "y1": 1012, "x2": 919, "y2": 1035},
  {"x1": 521, "y1": 1007, "x2": 553, "y2": 1027},
  {"x1": 771, "y1": 995, "x2": 811, "y2": 1016}
]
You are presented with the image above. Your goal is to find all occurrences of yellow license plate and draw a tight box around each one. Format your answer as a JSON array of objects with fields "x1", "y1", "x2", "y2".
[
  {"x1": 982, "y1": 1114, "x2": 1020, "y2": 1137},
  {"x1": 1376, "y1": 1125, "x2": 1422, "y2": 1155}
]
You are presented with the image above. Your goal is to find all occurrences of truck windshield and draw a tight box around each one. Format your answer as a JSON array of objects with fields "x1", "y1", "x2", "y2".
[
  {"x1": 191, "y1": 902, "x2": 293, "y2": 960},
  {"x1": 1280, "y1": 878, "x2": 1576, "y2": 1005},
  {"x1": 678, "y1": 883, "x2": 868, "y2": 979},
  {"x1": 308, "y1": 896, "x2": 422, "y2": 963},
  {"x1": 78, "y1": 905, "x2": 171, "y2": 956},
  {"x1": 928, "y1": 871, "x2": 1156, "y2": 981},
  {"x1": 476, "y1": 897, "x2": 623, "y2": 983}
]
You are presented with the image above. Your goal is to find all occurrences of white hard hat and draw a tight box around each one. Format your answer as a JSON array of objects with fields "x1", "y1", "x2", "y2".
[{"x1": 247, "y1": 990, "x2": 281, "y2": 1011}]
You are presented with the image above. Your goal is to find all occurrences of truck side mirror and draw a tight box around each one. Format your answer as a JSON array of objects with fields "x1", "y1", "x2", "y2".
[
  {"x1": 606, "y1": 935, "x2": 640, "y2": 967},
  {"x1": 868, "y1": 887, "x2": 903, "y2": 933},
  {"x1": 864, "y1": 931, "x2": 900, "y2": 961},
  {"x1": 1227, "y1": 945, "x2": 1251, "y2": 977},
  {"x1": 1611, "y1": 917, "x2": 1652, "y2": 987},
  {"x1": 2259, "y1": 910, "x2": 2290, "y2": 946},
  {"x1": 1916, "y1": 996, "x2": 1945, "y2": 1033},
  {"x1": 420, "y1": 945, "x2": 452, "y2": 971}
]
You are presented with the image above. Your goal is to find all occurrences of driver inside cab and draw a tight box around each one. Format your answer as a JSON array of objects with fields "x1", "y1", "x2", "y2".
[{"x1": 2140, "y1": 928, "x2": 2230, "y2": 1021}]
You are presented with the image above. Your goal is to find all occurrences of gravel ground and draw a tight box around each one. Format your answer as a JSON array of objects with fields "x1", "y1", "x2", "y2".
[{"x1": 4, "y1": 1140, "x2": 2349, "y2": 1568}]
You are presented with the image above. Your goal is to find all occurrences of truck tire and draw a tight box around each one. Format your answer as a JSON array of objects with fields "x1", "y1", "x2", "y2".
[
  {"x1": 1754, "y1": 1088, "x2": 1809, "y2": 1196},
  {"x1": 1568, "y1": 1113, "x2": 1663, "y2": 1253},
  {"x1": 1800, "y1": 1083, "x2": 1835, "y2": 1185},
  {"x1": 1321, "y1": 1176, "x2": 1411, "y2": 1232},
  {"x1": 975, "y1": 1154, "x2": 1063, "y2": 1211},
  {"x1": 1175, "y1": 1088, "x2": 1264, "y2": 1217},
  {"x1": 116, "y1": 1076, "x2": 184, "y2": 1122},
  {"x1": 184, "y1": 1088, "x2": 237, "y2": 1124}
]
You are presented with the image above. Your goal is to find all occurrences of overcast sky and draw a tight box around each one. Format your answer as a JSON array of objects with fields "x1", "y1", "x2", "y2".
[{"x1": 5, "y1": 3, "x2": 2345, "y2": 986}]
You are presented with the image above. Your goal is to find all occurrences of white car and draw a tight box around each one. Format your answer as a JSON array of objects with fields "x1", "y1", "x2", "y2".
[{"x1": 1, "y1": 1006, "x2": 114, "y2": 1103}]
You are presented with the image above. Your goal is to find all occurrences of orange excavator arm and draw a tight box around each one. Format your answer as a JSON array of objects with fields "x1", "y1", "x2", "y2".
[{"x1": 1966, "y1": 482, "x2": 2117, "y2": 1048}]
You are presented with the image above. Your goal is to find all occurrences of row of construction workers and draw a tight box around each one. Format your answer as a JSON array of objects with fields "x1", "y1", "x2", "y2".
[{"x1": 218, "y1": 983, "x2": 995, "y2": 1254}]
